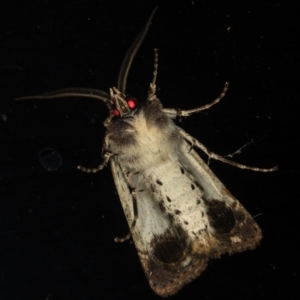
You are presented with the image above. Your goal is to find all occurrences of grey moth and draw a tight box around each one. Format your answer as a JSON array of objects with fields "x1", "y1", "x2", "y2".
[{"x1": 17, "y1": 7, "x2": 277, "y2": 297}]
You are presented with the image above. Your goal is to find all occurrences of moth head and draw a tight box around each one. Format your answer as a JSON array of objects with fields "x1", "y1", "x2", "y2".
[
  {"x1": 104, "y1": 48, "x2": 159, "y2": 126},
  {"x1": 103, "y1": 87, "x2": 139, "y2": 126}
]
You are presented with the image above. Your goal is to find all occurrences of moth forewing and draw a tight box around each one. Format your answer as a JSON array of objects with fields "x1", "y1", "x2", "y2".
[
  {"x1": 178, "y1": 137, "x2": 262, "y2": 251},
  {"x1": 109, "y1": 95, "x2": 262, "y2": 296},
  {"x1": 108, "y1": 108, "x2": 206, "y2": 297}
]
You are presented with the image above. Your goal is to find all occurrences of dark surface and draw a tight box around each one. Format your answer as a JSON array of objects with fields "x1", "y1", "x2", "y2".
[{"x1": 0, "y1": 1, "x2": 297, "y2": 299}]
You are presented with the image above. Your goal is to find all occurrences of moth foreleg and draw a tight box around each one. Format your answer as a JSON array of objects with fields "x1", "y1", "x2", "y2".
[
  {"x1": 178, "y1": 127, "x2": 277, "y2": 172},
  {"x1": 163, "y1": 82, "x2": 229, "y2": 118}
]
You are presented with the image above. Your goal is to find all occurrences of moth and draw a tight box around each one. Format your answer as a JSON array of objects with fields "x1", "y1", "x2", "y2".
[{"x1": 17, "y1": 8, "x2": 277, "y2": 297}]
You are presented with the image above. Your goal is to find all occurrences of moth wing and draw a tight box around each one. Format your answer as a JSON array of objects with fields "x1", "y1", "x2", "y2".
[
  {"x1": 110, "y1": 156, "x2": 171, "y2": 253},
  {"x1": 110, "y1": 157, "x2": 209, "y2": 297},
  {"x1": 177, "y1": 129, "x2": 262, "y2": 256},
  {"x1": 109, "y1": 132, "x2": 262, "y2": 297}
]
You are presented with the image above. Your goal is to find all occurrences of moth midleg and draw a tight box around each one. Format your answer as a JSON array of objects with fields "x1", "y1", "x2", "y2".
[
  {"x1": 77, "y1": 150, "x2": 114, "y2": 173},
  {"x1": 178, "y1": 127, "x2": 277, "y2": 172},
  {"x1": 114, "y1": 173, "x2": 142, "y2": 243},
  {"x1": 163, "y1": 81, "x2": 229, "y2": 117},
  {"x1": 114, "y1": 190, "x2": 138, "y2": 243},
  {"x1": 77, "y1": 136, "x2": 114, "y2": 173}
]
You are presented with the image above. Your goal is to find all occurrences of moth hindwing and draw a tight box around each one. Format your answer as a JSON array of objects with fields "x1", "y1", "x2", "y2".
[{"x1": 17, "y1": 7, "x2": 276, "y2": 298}]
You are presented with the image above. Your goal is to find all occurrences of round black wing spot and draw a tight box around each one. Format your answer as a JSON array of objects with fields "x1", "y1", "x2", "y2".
[
  {"x1": 151, "y1": 228, "x2": 187, "y2": 264},
  {"x1": 206, "y1": 199, "x2": 236, "y2": 234},
  {"x1": 156, "y1": 179, "x2": 163, "y2": 185}
]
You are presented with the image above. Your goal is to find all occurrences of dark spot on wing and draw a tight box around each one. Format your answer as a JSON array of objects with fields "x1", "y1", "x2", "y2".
[
  {"x1": 234, "y1": 207, "x2": 247, "y2": 223},
  {"x1": 195, "y1": 182, "x2": 204, "y2": 192},
  {"x1": 180, "y1": 167, "x2": 184, "y2": 174},
  {"x1": 184, "y1": 220, "x2": 189, "y2": 225},
  {"x1": 132, "y1": 219, "x2": 136, "y2": 228},
  {"x1": 191, "y1": 184, "x2": 195, "y2": 190},
  {"x1": 150, "y1": 184, "x2": 156, "y2": 193},
  {"x1": 132, "y1": 194, "x2": 138, "y2": 218},
  {"x1": 128, "y1": 185, "x2": 135, "y2": 194},
  {"x1": 174, "y1": 209, "x2": 181, "y2": 215},
  {"x1": 197, "y1": 199, "x2": 201, "y2": 205},
  {"x1": 206, "y1": 199, "x2": 235, "y2": 234},
  {"x1": 166, "y1": 196, "x2": 172, "y2": 202},
  {"x1": 156, "y1": 179, "x2": 163, "y2": 185},
  {"x1": 151, "y1": 227, "x2": 187, "y2": 264},
  {"x1": 168, "y1": 213, "x2": 174, "y2": 221},
  {"x1": 159, "y1": 201, "x2": 166, "y2": 213}
]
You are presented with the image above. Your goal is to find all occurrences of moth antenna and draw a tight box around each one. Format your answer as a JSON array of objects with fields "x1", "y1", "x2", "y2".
[
  {"x1": 14, "y1": 88, "x2": 113, "y2": 110},
  {"x1": 148, "y1": 48, "x2": 158, "y2": 100},
  {"x1": 118, "y1": 6, "x2": 158, "y2": 94}
]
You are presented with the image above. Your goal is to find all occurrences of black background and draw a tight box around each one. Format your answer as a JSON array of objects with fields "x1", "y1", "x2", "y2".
[{"x1": 0, "y1": 0, "x2": 297, "y2": 299}]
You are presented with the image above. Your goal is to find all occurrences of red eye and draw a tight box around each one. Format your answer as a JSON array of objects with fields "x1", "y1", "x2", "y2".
[
  {"x1": 126, "y1": 97, "x2": 138, "y2": 109},
  {"x1": 113, "y1": 108, "x2": 120, "y2": 117}
]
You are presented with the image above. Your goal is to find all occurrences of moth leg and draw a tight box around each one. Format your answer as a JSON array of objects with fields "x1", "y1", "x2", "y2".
[
  {"x1": 114, "y1": 188, "x2": 140, "y2": 243},
  {"x1": 114, "y1": 232, "x2": 131, "y2": 243},
  {"x1": 224, "y1": 139, "x2": 254, "y2": 158},
  {"x1": 163, "y1": 82, "x2": 229, "y2": 118},
  {"x1": 178, "y1": 127, "x2": 278, "y2": 172},
  {"x1": 78, "y1": 136, "x2": 114, "y2": 173},
  {"x1": 77, "y1": 150, "x2": 114, "y2": 173}
]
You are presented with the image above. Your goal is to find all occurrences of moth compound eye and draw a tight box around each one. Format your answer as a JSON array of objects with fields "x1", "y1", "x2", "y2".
[
  {"x1": 126, "y1": 97, "x2": 138, "y2": 109},
  {"x1": 113, "y1": 108, "x2": 120, "y2": 117}
]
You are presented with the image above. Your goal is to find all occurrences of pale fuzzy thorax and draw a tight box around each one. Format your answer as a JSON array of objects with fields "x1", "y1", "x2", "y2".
[{"x1": 106, "y1": 97, "x2": 180, "y2": 172}]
